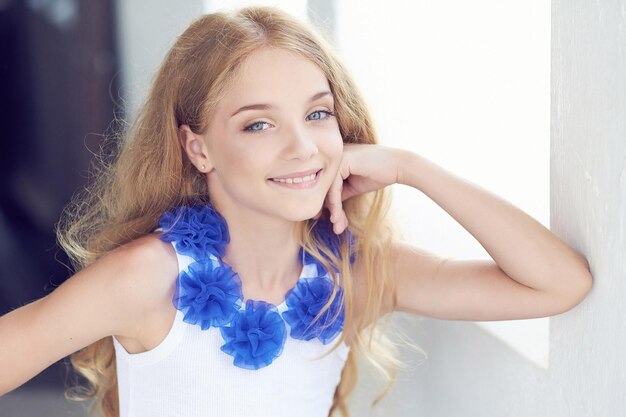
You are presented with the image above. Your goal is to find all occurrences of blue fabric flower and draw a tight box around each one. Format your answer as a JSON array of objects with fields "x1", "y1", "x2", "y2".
[
  {"x1": 159, "y1": 204, "x2": 229, "y2": 261},
  {"x1": 299, "y1": 218, "x2": 357, "y2": 274},
  {"x1": 282, "y1": 277, "x2": 345, "y2": 344},
  {"x1": 157, "y1": 203, "x2": 352, "y2": 370},
  {"x1": 219, "y1": 300, "x2": 287, "y2": 370},
  {"x1": 174, "y1": 260, "x2": 243, "y2": 330}
]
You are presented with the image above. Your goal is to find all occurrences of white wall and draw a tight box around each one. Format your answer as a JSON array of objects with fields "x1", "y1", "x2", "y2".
[{"x1": 548, "y1": 0, "x2": 625, "y2": 414}]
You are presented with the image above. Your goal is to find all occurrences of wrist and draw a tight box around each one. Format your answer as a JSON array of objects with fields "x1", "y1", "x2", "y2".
[{"x1": 396, "y1": 149, "x2": 417, "y2": 186}]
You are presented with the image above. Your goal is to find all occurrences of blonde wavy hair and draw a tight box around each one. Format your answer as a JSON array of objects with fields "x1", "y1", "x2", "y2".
[{"x1": 57, "y1": 6, "x2": 423, "y2": 417}]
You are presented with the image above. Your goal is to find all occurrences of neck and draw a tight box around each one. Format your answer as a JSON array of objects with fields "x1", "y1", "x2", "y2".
[{"x1": 214, "y1": 203, "x2": 304, "y2": 292}]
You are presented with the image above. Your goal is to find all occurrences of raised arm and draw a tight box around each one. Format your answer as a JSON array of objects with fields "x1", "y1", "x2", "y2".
[
  {"x1": 320, "y1": 144, "x2": 592, "y2": 320},
  {"x1": 0, "y1": 233, "x2": 176, "y2": 396},
  {"x1": 390, "y1": 150, "x2": 593, "y2": 320}
]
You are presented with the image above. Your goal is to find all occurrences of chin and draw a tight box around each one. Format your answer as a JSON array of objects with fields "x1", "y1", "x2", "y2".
[{"x1": 282, "y1": 205, "x2": 324, "y2": 223}]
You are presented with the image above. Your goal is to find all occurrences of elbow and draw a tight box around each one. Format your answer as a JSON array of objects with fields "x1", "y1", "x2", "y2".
[
  {"x1": 569, "y1": 254, "x2": 594, "y2": 302},
  {"x1": 561, "y1": 270, "x2": 594, "y2": 311},
  {"x1": 574, "y1": 256, "x2": 594, "y2": 298},
  {"x1": 544, "y1": 254, "x2": 593, "y2": 314},
  {"x1": 577, "y1": 270, "x2": 593, "y2": 300}
]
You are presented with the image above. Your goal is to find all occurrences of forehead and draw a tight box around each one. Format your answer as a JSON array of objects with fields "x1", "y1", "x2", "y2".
[{"x1": 222, "y1": 47, "x2": 331, "y2": 106}]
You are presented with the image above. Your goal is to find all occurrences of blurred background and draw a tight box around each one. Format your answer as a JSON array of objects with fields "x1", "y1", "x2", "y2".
[
  {"x1": 0, "y1": 0, "x2": 119, "y2": 414},
  {"x1": 2, "y1": 0, "x2": 622, "y2": 416}
]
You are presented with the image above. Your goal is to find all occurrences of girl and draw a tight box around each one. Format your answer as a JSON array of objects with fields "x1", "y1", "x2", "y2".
[{"x1": 0, "y1": 5, "x2": 592, "y2": 417}]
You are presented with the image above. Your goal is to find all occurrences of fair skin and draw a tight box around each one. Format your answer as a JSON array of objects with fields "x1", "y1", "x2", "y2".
[{"x1": 0, "y1": 46, "x2": 593, "y2": 396}]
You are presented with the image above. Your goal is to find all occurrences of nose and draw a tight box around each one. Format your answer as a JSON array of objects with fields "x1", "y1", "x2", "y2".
[{"x1": 282, "y1": 122, "x2": 319, "y2": 160}]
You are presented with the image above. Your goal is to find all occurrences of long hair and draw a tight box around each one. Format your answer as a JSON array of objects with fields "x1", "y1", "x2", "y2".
[{"x1": 57, "y1": 6, "x2": 423, "y2": 417}]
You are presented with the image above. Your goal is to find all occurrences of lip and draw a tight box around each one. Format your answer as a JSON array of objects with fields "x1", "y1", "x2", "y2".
[{"x1": 268, "y1": 168, "x2": 322, "y2": 180}]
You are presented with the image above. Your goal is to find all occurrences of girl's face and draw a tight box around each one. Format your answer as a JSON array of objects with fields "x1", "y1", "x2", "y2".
[{"x1": 201, "y1": 47, "x2": 344, "y2": 223}]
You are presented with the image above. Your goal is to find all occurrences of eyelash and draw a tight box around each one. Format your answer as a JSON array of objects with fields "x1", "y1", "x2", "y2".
[{"x1": 242, "y1": 110, "x2": 336, "y2": 134}]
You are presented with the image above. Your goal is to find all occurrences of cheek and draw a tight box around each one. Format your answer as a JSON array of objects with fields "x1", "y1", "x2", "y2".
[
  {"x1": 318, "y1": 135, "x2": 344, "y2": 188},
  {"x1": 217, "y1": 146, "x2": 265, "y2": 184},
  {"x1": 325, "y1": 133, "x2": 344, "y2": 162}
]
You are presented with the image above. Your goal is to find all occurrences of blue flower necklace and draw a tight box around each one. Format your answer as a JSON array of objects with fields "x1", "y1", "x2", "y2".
[{"x1": 158, "y1": 203, "x2": 356, "y2": 370}]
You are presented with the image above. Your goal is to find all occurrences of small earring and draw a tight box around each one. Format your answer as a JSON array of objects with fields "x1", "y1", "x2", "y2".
[{"x1": 201, "y1": 164, "x2": 206, "y2": 171}]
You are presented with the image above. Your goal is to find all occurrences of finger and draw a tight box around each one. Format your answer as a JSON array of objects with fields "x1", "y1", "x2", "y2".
[
  {"x1": 327, "y1": 173, "x2": 345, "y2": 234},
  {"x1": 340, "y1": 210, "x2": 349, "y2": 233},
  {"x1": 335, "y1": 208, "x2": 349, "y2": 234}
]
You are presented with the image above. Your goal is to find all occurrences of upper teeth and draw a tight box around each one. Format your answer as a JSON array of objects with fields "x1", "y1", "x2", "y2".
[{"x1": 271, "y1": 172, "x2": 317, "y2": 183}]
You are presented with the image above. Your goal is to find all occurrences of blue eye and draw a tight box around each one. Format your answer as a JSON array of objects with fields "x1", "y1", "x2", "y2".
[
  {"x1": 309, "y1": 110, "x2": 335, "y2": 120},
  {"x1": 243, "y1": 122, "x2": 269, "y2": 133}
]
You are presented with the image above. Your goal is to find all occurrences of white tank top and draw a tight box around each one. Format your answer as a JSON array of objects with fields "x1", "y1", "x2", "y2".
[{"x1": 112, "y1": 239, "x2": 350, "y2": 417}]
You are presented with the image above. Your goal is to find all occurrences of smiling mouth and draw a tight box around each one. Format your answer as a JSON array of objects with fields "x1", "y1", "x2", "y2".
[
  {"x1": 267, "y1": 169, "x2": 322, "y2": 188},
  {"x1": 268, "y1": 169, "x2": 322, "y2": 183}
]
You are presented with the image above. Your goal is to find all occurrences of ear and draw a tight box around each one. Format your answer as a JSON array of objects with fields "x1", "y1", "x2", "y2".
[{"x1": 178, "y1": 124, "x2": 214, "y2": 173}]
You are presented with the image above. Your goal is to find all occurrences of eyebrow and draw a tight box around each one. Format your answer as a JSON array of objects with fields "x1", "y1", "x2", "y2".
[{"x1": 230, "y1": 90, "x2": 333, "y2": 118}]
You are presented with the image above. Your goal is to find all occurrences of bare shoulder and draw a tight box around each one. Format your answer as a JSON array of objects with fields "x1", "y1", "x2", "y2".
[
  {"x1": 114, "y1": 232, "x2": 179, "y2": 299},
  {"x1": 107, "y1": 233, "x2": 180, "y2": 352},
  {"x1": 60, "y1": 231, "x2": 180, "y2": 348},
  {"x1": 0, "y1": 232, "x2": 179, "y2": 393},
  {"x1": 76, "y1": 232, "x2": 179, "y2": 340}
]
